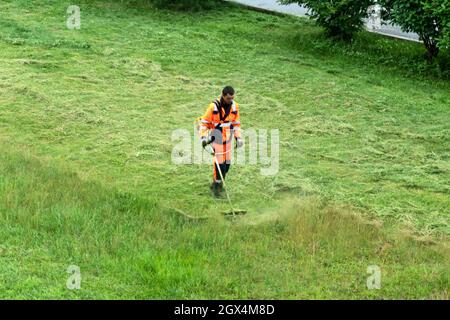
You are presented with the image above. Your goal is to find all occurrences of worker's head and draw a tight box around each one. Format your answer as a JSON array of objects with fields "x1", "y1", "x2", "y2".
[{"x1": 221, "y1": 86, "x2": 235, "y2": 105}]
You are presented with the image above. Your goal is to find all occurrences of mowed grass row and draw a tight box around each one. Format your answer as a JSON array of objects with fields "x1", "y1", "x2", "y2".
[
  {"x1": 0, "y1": 0, "x2": 449, "y2": 298},
  {"x1": 0, "y1": 144, "x2": 448, "y2": 299}
]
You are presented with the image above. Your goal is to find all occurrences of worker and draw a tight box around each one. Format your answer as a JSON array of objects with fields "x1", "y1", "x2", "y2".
[{"x1": 198, "y1": 86, "x2": 243, "y2": 196}]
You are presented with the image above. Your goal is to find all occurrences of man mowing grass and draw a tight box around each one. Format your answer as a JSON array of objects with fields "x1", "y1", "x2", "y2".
[{"x1": 198, "y1": 86, "x2": 244, "y2": 197}]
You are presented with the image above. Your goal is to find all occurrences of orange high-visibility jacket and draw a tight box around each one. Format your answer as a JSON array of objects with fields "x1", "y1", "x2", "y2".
[{"x1": 199, "y1": 98, "x2": 241, "y2": 143}]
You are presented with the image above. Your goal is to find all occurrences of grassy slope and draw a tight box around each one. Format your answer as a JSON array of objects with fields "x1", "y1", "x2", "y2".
[
  {"x1": 0, "y1": 0, "x2": 449, "y2": 298},
  {"x1": 1, "y1": 145, "x2": 448, "y2": 299}
]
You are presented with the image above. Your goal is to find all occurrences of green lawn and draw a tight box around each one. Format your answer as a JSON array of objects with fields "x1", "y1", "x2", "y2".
[{"x1": 0, "y1": 0, "x2": 449, "y2": 299}]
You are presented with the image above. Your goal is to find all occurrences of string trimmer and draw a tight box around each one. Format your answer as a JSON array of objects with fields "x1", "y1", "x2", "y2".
[{"x1": 204, "y1": 142, "x2": 247, "y2": 217}]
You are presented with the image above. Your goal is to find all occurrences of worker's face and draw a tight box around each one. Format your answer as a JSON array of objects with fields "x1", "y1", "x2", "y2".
[{"x1": 222, "y1": 93, "x2": 235, "y2": 105}]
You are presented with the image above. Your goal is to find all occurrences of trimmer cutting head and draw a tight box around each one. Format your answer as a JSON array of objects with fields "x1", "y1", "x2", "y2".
[{"x1": 221, "y1": 210, "x2": 247, "y2": 216}]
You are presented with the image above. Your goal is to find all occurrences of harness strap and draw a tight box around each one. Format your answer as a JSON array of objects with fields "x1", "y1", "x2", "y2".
[{"x1": 209, "y1": 99, "x2": 237, "y2": 144}]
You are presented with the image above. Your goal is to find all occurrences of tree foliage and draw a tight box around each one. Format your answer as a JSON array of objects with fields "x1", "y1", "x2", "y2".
[
  {"x1": 279, "y1": 0, "x2": 375, "y2": 40},
  {"x1": 380, "y1": 0, "x2": 449, "y2": 59}
]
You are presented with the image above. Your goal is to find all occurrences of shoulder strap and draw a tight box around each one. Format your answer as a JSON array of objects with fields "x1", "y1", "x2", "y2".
[
  {"x1": 231, "y1": 101, "x2": 237, "y2": 114},
  {"x1": 212, "y1": 99, "x2": 235, "y2": 122},
  {"x1": 212, "y1": 99, "x2": 220, "y2": 114},
  {"x1": 220, "y1": 101, "x2": 233, "y2": 122}
]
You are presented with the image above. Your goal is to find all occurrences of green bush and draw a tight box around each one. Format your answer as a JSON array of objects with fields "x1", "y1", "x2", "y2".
[
  {"x1": 380, "y1": 0, "x2": 450, "y2": 59},
  {"x1": 150, "y1": 0, "x2": 220, "y2": 10},
  {"x1": 279, "y1": 0, "x2": 375, "y2": 40}
]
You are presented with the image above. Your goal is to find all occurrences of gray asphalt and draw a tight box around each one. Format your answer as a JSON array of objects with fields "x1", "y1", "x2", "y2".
[{"x1": 232, "y1": 0, "x2": 420, "y2": 42}]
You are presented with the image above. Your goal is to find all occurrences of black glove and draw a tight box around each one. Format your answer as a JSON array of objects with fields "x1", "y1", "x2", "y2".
[
  {"x1": 201, "y1": 137, "x2": 208, "y2": 148},
  {"x1": 236, "y1": 137, "x2": 243, "y2": 148}
]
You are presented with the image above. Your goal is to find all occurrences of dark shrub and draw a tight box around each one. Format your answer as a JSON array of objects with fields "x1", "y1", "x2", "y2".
[{"x1": 151, "y1": 0, "x2": 220, "y2": 11}]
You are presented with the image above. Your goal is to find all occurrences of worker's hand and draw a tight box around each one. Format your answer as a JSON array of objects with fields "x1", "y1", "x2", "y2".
[
  {"x1": 236, "y1": 137, "x2": 243, "y2": 148},
  {"x1": 201, "y1": 137, "x2": 208, "y2": 148}
]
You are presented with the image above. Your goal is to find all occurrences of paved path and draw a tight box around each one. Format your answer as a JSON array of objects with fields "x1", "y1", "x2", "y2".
[{"x1": 232, "y1": 0, "x2": 420, "y2": 42}]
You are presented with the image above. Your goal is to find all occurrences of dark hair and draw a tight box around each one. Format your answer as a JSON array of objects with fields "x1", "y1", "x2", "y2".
[{"x1": 222, "y1": 86, "x2": 235, "y2": 96}]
